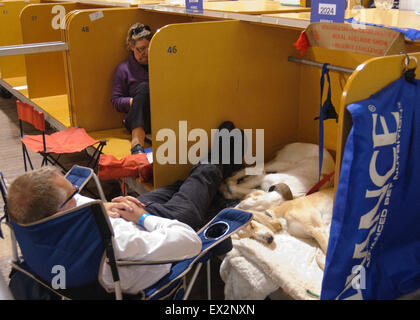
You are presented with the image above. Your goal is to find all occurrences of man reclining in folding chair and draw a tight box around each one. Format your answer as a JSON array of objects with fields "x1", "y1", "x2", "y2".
[
  {"x1": 6, "y1": 121, "x2": 245, "y2": 297},
  {"x1": 113, "y1": 120, "x2": 244, "y2": 231}
]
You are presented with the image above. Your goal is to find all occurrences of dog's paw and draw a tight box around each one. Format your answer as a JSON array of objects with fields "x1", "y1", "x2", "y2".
[
  {"x1": 231, "y1": 233, "x2": 240, "y2": 240},
  {"x1": 269, "y1": 219, "x2": 283, "y2": 232},
  {"x1": 315, "y1": 248, "x2": 326, "y2": 270}
]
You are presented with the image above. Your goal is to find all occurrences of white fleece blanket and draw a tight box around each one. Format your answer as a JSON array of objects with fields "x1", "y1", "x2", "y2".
[{"x1": 220, "y1": 219, "x2": 326, "y2": 300}]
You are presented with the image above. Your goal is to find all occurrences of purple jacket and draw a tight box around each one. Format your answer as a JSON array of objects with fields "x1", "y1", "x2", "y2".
[{"x1": 111, "y1": 53, "x2": 149, "y2": 114}]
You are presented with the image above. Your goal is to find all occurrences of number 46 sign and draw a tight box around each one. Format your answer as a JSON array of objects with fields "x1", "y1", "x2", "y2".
[{"x1": 310, "y1": 0, "x2": 346, "y2": 23}]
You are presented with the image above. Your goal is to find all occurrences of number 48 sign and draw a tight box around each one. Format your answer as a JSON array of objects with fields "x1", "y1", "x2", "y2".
[{"x1": 310, "y1": 0, "x2": 346, "y2": 23}]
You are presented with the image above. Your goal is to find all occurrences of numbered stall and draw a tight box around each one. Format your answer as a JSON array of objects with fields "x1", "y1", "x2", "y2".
[
  {"x1": 0, "y1": 0, "x2": 39, "y2": 97},
  {"x1": 0, "y1": 0, "x2": 163, "y2": 114},
  {"x1": 61, "y1": 7, "x2": 224, "y2": 161},
  {"x1": 15, "y1": 2, "x2": 182, "y2": 132},
  {"x1": 147, "y1": 18, "x2": 383, "y2": 187},
  {"x1": 18, "y1": 1, "x2": 117, "y2": 128}
]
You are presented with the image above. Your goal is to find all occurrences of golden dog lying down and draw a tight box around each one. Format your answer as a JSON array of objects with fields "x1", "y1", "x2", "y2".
[
  {"x1": 234, "y1": 186, "x2": 335, "y2": 256},
  {"x1": 268, "y1": 188, "x2": 335, "y2": 254},
  {"x1": 233, "y1": 183, "x2": 292, "y2": 244}
]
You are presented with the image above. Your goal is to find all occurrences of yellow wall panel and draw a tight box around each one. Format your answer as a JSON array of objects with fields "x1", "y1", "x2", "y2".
[
  {"x1": 0, "y1": 0, "x2": 38, "y2": 79},
  {"x1": 149, "y1": 20, "x2": 302, "y2": 187},
  {"x1": 20, "y1": 2, "x2": 79, "y2": 98},
  {"x1": 334, "y1": 52, "x2": 420, "y2": 188}
]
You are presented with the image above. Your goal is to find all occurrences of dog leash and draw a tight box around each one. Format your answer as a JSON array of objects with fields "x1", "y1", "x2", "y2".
[
  {"x1": 315, "y1": 64, "x2": 338, "y2": 182},
  {"x1": 306, "y1": 170, "x2": 335, "y2": 196}
]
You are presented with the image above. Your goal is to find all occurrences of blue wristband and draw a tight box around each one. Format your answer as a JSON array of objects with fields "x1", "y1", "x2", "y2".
[{"x1": 138, "y1": 213, "x2": 150, "y2": 229}]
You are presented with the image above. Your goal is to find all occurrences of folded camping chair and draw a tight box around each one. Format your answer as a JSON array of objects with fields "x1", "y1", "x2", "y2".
[
  {"x1": 16, "y1": 100, "x2": 106, "y2": 172},
  {"x1": 2, "y1": 166, "x2": 252, "y2": 300}
]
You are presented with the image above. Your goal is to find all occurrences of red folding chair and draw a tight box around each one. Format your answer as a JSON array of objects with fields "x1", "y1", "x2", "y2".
[{"x1": 17, "y1": 100, "x2": 106, "y2": 172}]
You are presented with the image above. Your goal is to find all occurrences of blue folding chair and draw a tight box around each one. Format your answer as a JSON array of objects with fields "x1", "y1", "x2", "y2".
[{"x1": 1, "y1": 166, "x2": 252, "y2": 300}]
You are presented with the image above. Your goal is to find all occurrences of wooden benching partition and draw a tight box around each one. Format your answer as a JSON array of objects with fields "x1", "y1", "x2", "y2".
[
  {"x1": 0, "y1": 0, "x2": 39, "y2": 94},
  {"x1": 149, "y1": 20, "x2": 304, "y2": 187},
  {"x1": 63, "y1": 7, "x2": 218, "y2": 159},
  {"x1": 148, "y1": 19, "x2": 413, "y2": 189},
  {"x1": 19, "y1": 1, "x2": 108, "y2": 127},
  {"x1": 334, "y1": 52, "x2": 420, "y2": 188}
]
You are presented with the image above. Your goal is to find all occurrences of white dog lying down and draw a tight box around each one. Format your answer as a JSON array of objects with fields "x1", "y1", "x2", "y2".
[{"x1": 221, "y1": 142, "x2": 335, "y2": 200}]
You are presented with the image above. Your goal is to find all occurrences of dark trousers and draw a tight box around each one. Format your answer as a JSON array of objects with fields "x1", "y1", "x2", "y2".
[
  {"x1": 137, "y1": 164, "x2": 224, "y2": 230},
  {"x1": 124, "y1": 82, "x2": 151, "y2": 134}
]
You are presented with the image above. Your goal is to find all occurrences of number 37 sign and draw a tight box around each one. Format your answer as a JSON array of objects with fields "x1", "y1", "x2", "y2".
[{"x1": 310, "y1": 0, "x2": 346, "y2": 23}]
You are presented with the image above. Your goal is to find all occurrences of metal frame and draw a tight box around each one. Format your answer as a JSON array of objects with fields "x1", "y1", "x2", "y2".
[
  {"x1": 288, "y1": 56, "x2": 355, "y2": 74},
  {"x1": 0, "y1": 42, "x2": 68, "y2": 57}
]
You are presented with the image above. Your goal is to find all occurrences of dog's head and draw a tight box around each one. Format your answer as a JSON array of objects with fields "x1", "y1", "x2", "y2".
[
  {"x1": 268, "y1": 182, "x2": 293, "y2": 200},
  {"x1": 249, "y1": 221, "x2": 274, "y2": 245},
  {"x1": 238, "y1": 183, "x2": 293, "y2": 211}
]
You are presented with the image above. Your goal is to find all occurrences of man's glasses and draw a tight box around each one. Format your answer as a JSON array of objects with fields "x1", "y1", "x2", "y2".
[{"x1": 59, "y1": 186, "x2": 79, "y2": 209}]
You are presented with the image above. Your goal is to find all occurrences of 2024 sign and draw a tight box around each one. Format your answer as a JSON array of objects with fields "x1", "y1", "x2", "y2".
[{"x1": 318, "y1": 3, "x2": 336, "y2": 16}]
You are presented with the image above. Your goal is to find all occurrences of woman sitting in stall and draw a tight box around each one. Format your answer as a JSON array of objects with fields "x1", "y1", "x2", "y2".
[{"x1": 111, "y1": 23, "x2": 153, "y2": 155}]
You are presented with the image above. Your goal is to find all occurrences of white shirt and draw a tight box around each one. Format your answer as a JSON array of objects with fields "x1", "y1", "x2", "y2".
[{"x1": 75, "y1": 195, "x2": 202, "y2": 295}]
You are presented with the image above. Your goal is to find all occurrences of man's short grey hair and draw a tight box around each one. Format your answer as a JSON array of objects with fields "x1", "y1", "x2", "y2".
[{"x1": 7, "y1": 167, "x2": 67, "y2": 224}]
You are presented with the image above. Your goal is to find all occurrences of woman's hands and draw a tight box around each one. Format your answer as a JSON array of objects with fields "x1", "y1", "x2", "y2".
[{"x1": 103, "y1": 196, "x2": 147, "y2": 224}]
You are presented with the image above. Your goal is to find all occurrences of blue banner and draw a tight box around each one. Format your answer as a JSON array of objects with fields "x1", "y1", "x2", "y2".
[{"x1": 321, "y1": 76, "x2": 420, "y2": 300}]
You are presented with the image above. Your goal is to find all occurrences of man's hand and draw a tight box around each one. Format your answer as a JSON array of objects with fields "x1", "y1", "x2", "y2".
[
  {"x1": 103, "y1": 201, "x2": 134, "y2": 218},
  {"x1": 110, "y1": 196, "x2": 147, "y2": 224},
  {"x1": 111, "y1": 195, "x2": 145, "y2": 208}
]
